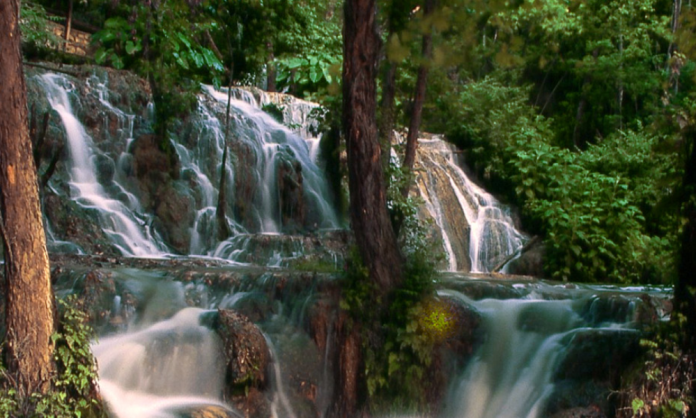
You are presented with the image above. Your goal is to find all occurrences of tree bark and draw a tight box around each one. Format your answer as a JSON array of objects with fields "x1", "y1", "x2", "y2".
[
  {"x1": 401, "y1": 0, "x2": 436, "y2": 198},
  {"x1": 0, "y1": 0, "x2": 55, "y2": 396},
  {"x1": 266, "y1": 41, "x2": 276, "y2": 93},
  {"x1": 63, "y1": 0, "x2": 73, "y2": 52},
  {"x1": 379, "y1": 60, "x2": 397, "y2": 172},
  {"x1": 343, "y1": 0, "x2": 403, "y2": 294},
  {"x1": 675, "y1": 127, "x2": 696, "y2": 351}
]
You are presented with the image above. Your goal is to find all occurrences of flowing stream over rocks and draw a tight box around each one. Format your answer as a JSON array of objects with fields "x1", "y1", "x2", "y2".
[{"x1": 22, "y1": 66, "x2": 673, "y2": 418}]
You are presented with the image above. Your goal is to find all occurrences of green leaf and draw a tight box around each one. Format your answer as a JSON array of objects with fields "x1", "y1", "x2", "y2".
[
  {"x1": 309, "y1": 66, "x2": 320, "y2": 83},
  {"x1": 110, "y1": 53, "x2": 124, "y2": 70},
  {"x1": 190, "y1": 51, "x2": 204, "y2": 68},
  {"x1": 173, "y1": 52, "x2": 189, "y2": 70},
  {"x1": 176, "y1": 31, "x2": 192, "y2": 49},
  {"x1": 286, "y1": 57, "x2": 305, "y2": 69},
  {"x1": 632, "y1": 398, "x2": 645, "y2": 414},
  {"x1": 202, "y1": 48, "x2": 224, "y2": 72},
  {"x1": 322, "y1": 66, "x2": 332, "y2": 84},
  {"x1": 94, "y1": 48, "x2": 109, "y2": 64},
  {"x1": 125, "y1": 40, "x2": 138, "y2": 55}
]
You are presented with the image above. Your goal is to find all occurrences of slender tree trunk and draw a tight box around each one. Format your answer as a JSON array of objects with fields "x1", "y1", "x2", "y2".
[
  {"x1": 675, "y1": 127, "x2": 696, "y2": 351},
  {"x1": 343, "y1": 0, "x2": 403, "y2": 294},
  {"x1": 378, "y1": 61, "x2": 397, "y2": 172},
  {"x1": 0, "y1": 0, "x2": 55, "y2": 397},
  {"x1": 63, "y1": 0, "x2": 73, "y2": 52},
  {"x1": 217, "y1": 74, "x2": 234, "y2": 241},
  {"x1": 266, "y1": 41, "x2": 276, "y2": 93},
  {"x1": 401, "y1": 0, "x2": 436, "y2": 198}
]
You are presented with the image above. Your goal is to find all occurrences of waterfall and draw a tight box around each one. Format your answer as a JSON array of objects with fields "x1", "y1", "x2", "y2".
[
  {"x1": 93, "y1": 308, "x2": 232, "y2": 418},
  {"x1": 37, "y1": 73, "x2": 168, "y2": 257},
  {"x1": 416, "y1": 138, "x2": 526, "y2": 272},
  {"x1": 439, "y1": 283, "x2": 652, "y2": 418},
  {"x1": 201, "y1": 86, "x2": 339, "y2": 233}
]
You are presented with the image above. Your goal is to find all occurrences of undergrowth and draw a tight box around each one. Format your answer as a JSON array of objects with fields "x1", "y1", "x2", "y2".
[
  {"x1": 0, "y1": 295, "x2": 106, "y2": 418},
  {"x1": 341, "y1": 183, "x2": 454, "y2": 414},
  {"x1": 617, "y1": 314, "x2": 695, "y2": 418}
]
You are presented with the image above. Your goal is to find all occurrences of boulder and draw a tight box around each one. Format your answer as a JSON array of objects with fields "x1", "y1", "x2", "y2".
[
  {"x1": 505, "y1": 238, "x2": 545, "y2": 277},
  {"x1": 213, "y1": 310, "x2": 271, "y2": 393}
]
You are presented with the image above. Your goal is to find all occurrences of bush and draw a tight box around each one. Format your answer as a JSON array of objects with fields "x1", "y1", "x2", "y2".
[{"x1": 0, "y1": 295, "x2": 106, "y2": 418}]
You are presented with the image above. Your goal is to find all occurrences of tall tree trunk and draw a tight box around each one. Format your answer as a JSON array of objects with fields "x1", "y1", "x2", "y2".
[
  {"x1": 378, "y1": 61, "x2": 397, "y2": 172},
  {"x1": 63, "y1": 0, "x2": 73, "y2": 52},
  {"x1": 266, "y1": 41, "x2": 276, "y2": 93},
  {"x1": 0, "y1": 0, "x2": 55, "y2": 397},
  {"x1": 675, "y1": 127, "x2": 696, "y2": 351},
  {"x1": 401, "y1": 0, "x2": 436, "y2": 198},
  {"x1": 217, "y1": 74, "x2": 234, "y2": 241},
  {"x1": 343, "y1": 0, "x2": 403, "y2": 294}
]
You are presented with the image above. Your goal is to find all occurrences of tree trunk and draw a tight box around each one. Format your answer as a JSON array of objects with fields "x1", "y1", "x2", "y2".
[
  {"x1": 63, "y1": 0, "x2": 73, "y2": 52},
  {"x1": 266, "y1": 41, "x2": 276, "y2": 93},
  {"x1": 217, "y1": 75, "x2": 234, "y2": 241},
  {"x1": 675, "y1": 127, "x2": 696, "y2": 351},
  {"x1": 401, "y1": 0, "x2": 436, "y2": 198},
  {"x1": 343, "y1": 0, "x2": 403, "y2": 294},
  {"x1": 0, "y1": 0, "x2": 55, "y2": 397},
  {"x1": 378, "y1": 61, "x2": 397, "y2": 172}
]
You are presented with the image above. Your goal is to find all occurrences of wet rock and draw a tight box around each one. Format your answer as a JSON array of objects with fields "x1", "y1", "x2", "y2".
[
  {"x1": 544, "y1": 381, "x2": 611, "y2": 418},
  {"x1": 131, "y1": 134, "x2": 181, "y2": 197},
  {"x1": 549, "y1": 405, "x2": 607, "y2": 418},
  {"x1": 555, "y1": 329, "x2": 641, "y2": 381},
  {"x1": 213, "y1": 310, "x2": 271, "y2": 392},
  {"x1": 95, "y1": 154, "x2": 116, "y2": 185},
  {"x1": 230, "y1": 387, "x2": 271, "y2": 418},
  {"x1": 505, "y1": 239, "x2": 545, "y2": 277},
  {"x1": 231, "y1": 141, "x2": 260, "y2": 231},
  {"x1": 426, "y1": 297, "x2": 483, "y2": 412},
  {"x1": 277, "y1": 157, "x2": 305, "y2": 233},
  {"x1": 43, "y1": 191, "x2": 119, "y2": 256},
  {"x1": 172, "y1": 404, "x2": 242, "y2": 418},
  {"x1": 153, "y1": 182, "x2": 196, "y2": 254}
]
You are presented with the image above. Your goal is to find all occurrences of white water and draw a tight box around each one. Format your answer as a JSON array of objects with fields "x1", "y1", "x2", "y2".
[
  {"x1": 38, "y1": 73, "x2": 167, "y2": 257},
  {"x1": 439, "y1": 285, "x2": 646, "y2": 418},
  {"x1": 416, "y1": 138, "x2": 526, "y2": 272},
  {"x1": 181, "y1": 86, "x2": 341, "y2": 258},
  {"x1": 204, "y1": 86, "x2": 339, "y2": 232},
  {"x1": 93, "y1": 308, "x2": 232, "y2": 418}
]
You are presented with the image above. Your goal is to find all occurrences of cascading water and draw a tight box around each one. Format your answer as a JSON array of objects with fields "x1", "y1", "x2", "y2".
[
  {"x1": 93, "y1": 307, "x2": 233, "y2": 418},
  {"x1": 32, "y1": 68, "x2": 669, "y2": 418},
  {"x1": 416, "y1": 138, "x2": 526, "y2": 272},
  {"x1": 202, "y1": 86, "x2": 339, "y2": 232},
  {"x1": 37, "y1": 73, "x2": 167, "y2": 257},
  {"x1": 171, "y1": 85, "x2": 341, "y2": 258},
  {"x1": 439, "y1": 281, "x2": 666, "y2": 418}
]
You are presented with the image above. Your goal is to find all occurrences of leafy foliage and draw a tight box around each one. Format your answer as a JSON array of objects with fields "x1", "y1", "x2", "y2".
[
  {"x1": 19, "y1": 1, "x2": 63, "y2": 51},
  {"x1": 0, "y1": 296, "x2": 105, "y2": 418},
  {"x1": 340, "y1": 168, "x2": 445, "y2": 412},
  {"x1": 444, "y1": 75, "x2": 680, "y2": 283}
]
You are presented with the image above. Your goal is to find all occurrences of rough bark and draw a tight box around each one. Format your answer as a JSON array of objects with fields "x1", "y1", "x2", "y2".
[
  {"x1": 343, "y1": 0, "x2": 403, "y2": 294},
  {"x1": 379, "y1": 61, "x2": 397, "y2": 172},
  {"x1": 675, "y1": 127, "x2": 696, "y2": 351},
  {"x1": 0, "y1": 0, "x2": 55, "y2": 396},
  {"x1": 401, "y1": 0, "x2": 436, "y2": 198}
]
